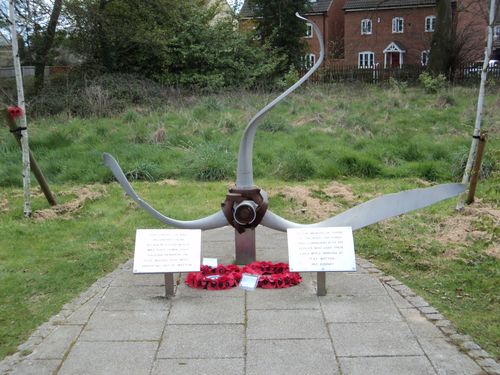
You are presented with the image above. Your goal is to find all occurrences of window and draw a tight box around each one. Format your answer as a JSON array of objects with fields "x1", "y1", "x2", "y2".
[
  {"x1": 392, "y1": 17, "x2": 404, "y2": 33},
  {"x1": 358, "y1": 51, "x2": 374, "y2": 68},
  {"x1": 425, "y1": 16, "x2": 436, "y2": 32},
  {"x1": 304, "y1": 53, "x2": 316, "y2": 69},
  {"x1": 421, "y1": 50, "x2": 430, "y2": 66},
  {"x1": 305, "y1": 23, "x2": 313, "y2": 38},
  {"x1": 361, "y1": 19, "x2": 372, "y2": 35},
  {"x1": 495, "y1": 26, "x2": 500, "y2": 38}
]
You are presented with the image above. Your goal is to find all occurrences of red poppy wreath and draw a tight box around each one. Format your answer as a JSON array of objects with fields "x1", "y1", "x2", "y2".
[{"x1": 185, "y1": 261, "x2": 301, "y2": 290}]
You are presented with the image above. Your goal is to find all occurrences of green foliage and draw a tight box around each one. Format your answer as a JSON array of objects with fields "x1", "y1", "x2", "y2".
[
  {"x1": 187, "y1": 142, "x2": 235, "y2": 181},
  {"x1": 419, "y1": 72, "x2": 447, "y2": 93},
  {"x1": 251, "y1": 0, "x2": 309, "y2": 75},
  {"x1": 388, "y1": 77, "x2": 408, "y2": 93},
  {"x1": 451, "y1": 148, "x2": 498, "y2": 180},
  {"x1": 64, "y1": 0, "x2": 276, "y2": 90},
  {"x1": 279, "y1": 151, "x2": 316, "y2": 181},
  {"x1": 337, "y1": 153, "x2": 383, "y2": 178}
]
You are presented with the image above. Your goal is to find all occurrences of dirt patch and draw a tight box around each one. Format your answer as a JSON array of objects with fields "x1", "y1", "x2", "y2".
[
  {"x1": 485, "y1": 244, "x2": 500, "y2": 259},
  {"x1": 157, "y1": 179, "x2": 178, "y2": 186},
  {"x1": 322, "y1": 181, "x2": 358, "y2": 204},
  {"x1": 293, "y1": 114, "x2": 325, "y2": 127},
  {"x1": 437, "y1": 201, "x2": 499, "y2": 249},
  {"x1": 0, "y1": 198, "x2": 8, "y2": 213},
  {"x1": 32, "y1": 185, "x2": 106, "y2": 220},
  {"x1": 268, "y1": 182, "x2": 358, "y2": 221}
]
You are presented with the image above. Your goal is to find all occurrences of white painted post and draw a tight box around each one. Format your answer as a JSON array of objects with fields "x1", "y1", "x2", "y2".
[
  {"x1": 456, "y1": 0, "x2": 498, "y2": 210},
  {"x1": 9, "y1": 0, "x2": 31, "y2": 217}
]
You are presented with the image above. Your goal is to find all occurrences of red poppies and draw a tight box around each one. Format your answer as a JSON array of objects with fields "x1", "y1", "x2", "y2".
[
  {"x1": 185, "y1": 261, "x2": 302, "y2": 290},
  {"x1": 7, "y1": 106, "x2": 23, "y2": 119}
]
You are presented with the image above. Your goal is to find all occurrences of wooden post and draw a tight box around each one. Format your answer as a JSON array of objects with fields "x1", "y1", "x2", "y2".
[
  {"x1": 466, "y1": 132, "x2": 487, "y2": 205},
  {"x1": 3, "y1": 109, "x2": 57, "y2": 206}
]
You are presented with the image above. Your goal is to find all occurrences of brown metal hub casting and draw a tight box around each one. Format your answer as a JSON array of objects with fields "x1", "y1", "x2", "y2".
[{"x1": 222, "y1": 187, "x2": 268, "y2": 233}]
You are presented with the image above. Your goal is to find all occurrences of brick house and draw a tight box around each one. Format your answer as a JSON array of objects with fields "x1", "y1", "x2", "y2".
[
  {"x1": 240, "y1": 0, "x2": 492, "y2": 68},
  {"x1": 239, "y1": 0, "x2": 347, "y2": 66}
]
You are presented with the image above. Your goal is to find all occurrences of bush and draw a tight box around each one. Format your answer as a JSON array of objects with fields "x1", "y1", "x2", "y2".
[{"x1": 419, "y1": 72, "x2": 447, "y2": 94}]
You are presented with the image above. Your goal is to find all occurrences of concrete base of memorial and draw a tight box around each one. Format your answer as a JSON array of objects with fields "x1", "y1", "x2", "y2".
[{"x1": 1, "y1": 227, "x2": 498, "y2": 375}]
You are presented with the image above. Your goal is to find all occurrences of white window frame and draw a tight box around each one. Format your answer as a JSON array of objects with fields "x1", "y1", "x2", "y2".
[
  {"x1": 361, "y1": 19, "x2": 372, "y2": 35},
  {"x1": 425, "y1": 16, "x2": 436, "y2": 32},
  {"x1": 392, "y1": 17, "x2": 404, "y2": 33},
  {"x1": 305, "y1": 23, "x2": 313, "y2": 38},
  {"x1": 421, "y1": 50, "x2": 430, "y2": 66},
  {"x1": 304, "y1": 53, "x2": 316, "y2": 69},
  {"x1": 358, "y1": 51, "x2": 375, "y2": 68},
  {"x1": 494, "y1": 26, "x2": 500, "y2": 38}
]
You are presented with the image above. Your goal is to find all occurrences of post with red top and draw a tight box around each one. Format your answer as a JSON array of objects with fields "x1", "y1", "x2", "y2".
[{"x1": 3, "y1": 107, "x2": 57, "y2": 206}]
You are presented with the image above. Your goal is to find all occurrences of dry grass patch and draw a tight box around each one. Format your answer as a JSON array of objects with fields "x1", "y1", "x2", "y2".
[{"x1": 32, "y1": 185, "x2": 107, "y2": 220}]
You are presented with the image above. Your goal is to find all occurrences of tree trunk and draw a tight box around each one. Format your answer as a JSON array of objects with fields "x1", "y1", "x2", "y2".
[
  {"x1": 98, "y1": 0, "x2": 113, "y2": 72},
  {"x1": 428, "y1": 0, "x2": 452, "y2": 76},
  {"x1": 456, "y1": 0, "x2": 498, "y2": 210},
  {"x1": 33, "y1": 0, "x2": 63, "y2": 93}
]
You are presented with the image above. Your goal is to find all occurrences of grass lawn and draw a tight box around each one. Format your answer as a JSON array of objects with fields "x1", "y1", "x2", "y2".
[{"x1": 0, "y1": 83, "x2": 498, "y2": 361}]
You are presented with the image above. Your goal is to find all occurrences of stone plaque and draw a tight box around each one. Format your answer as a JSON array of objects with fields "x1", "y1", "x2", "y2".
[
  {"x1": 287, "y1": 227, "x2": 356, "y2": 272},
  {"x1": 133, "y1": 229, "x2": 201, "y2": 273}
]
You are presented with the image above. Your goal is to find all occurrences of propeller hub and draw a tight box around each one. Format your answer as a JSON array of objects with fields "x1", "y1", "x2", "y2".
[
  {"x1": 222, "y1": 187, "x2": 268, "y2": 233},
  {"x1": 233, "y1": 200, "x2": 258, "y2": 226}
]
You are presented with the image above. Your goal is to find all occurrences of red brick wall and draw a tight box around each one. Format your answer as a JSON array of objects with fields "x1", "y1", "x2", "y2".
[
  {"x1": 455, "y1": 0, "x2": 488, "y2": 62},
  {"x1": 344, "y1": 6, "x2": 436, "y2": 67}
]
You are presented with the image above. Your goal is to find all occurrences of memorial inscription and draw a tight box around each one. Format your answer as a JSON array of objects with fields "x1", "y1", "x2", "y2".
[
  {"x1": 133, "y1": 229, "x2": 201, "y2": 274},
  {"x1": 288, "y1": 227, "x2": 356, "y2": 272}
]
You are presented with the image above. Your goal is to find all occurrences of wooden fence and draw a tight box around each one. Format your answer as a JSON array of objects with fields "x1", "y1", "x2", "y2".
[{"x1": 302, "y1": 62, "x2": 500, "y2": 84}]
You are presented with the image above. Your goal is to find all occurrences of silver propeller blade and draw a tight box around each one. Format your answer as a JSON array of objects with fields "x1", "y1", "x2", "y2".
[
  {"x1": 103, "y1": 153, "x2": 228, "y2": 230},
  {"x1": 236, "y1": 13, "x2": 325, "y2": 188},
  {"x1": 261, "y1": 183, "x2": 466, "y2": 232}
]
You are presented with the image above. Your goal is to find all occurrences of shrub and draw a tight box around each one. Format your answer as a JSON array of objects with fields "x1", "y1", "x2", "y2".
[{"x1": 419, "y1": 72, "x2": 447, "y2": 94}]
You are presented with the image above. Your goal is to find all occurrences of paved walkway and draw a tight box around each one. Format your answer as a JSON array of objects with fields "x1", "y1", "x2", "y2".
[{"x1": 1, "y1": 227, "x2": 498, "y2": 375}]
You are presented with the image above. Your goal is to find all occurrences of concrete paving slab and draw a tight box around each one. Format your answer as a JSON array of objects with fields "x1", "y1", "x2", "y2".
[
  {"x1": 418, "y1": 337, "x2": 485, "y2": 375},
  {"x1": 400, "y1": 308, "x2": 444, "y2": 338},
  {"x1": 167, "y1": 296, "x2": 244, "y2": 324},
  {"x1": 80, "y1": 310, "x2": 167, "y2": 341},
  {"x1": 176, "y1": 283, "x2": 246, "y2": 298},
  {"x1": 58, "y1": 341, "x2": 156, "y2": 375},
  {"x1": 99, "y1": 286, "x2": 168, "y2": 311},
  {"x1": 339, "y1": 356, "x2": 436, "y2": 375},
  {"x1": 384, "y1": 284, "x2": 413, "y2": 308},
  {"x1": 325, "y1": 273, "x2": 387, "y2": 296},
  {"x1": 246, "y1": 339, "x2": 339, "y2": 375},
  {"x1": 8, "y1": 359, "x2": 60, "y2": 375},
  {"x1": 30, "y1": 325, "x2": 82, "y2": 360},
  {"x1": 329, "y1": 322, "x2": 423, "y2": 357},
  {"x1": 247, "y1": 284, "x2": 320, "y2": 310},
  {"x1": 111, "y1": 272, "x2": 165, "y2": 287},
  {"x1": 247, "y1": 309, "x2": 329, "y2": 339},
  {"x1": 320, "y1": 294, "x2": 403, "y2": 323},
  {"x1": 151, "y1": 358, "x2": 245, "y2": 375},
  {"x1": 158, "y1": 324, "x2": 244, "y2": 358}
]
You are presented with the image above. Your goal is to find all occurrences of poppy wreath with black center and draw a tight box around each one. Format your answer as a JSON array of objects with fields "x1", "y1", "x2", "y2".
[
  {"x1": 241, "y1": 261, "x2": 302, "y2": 289},
  {"x1": 185, "y1": 264, "x2": 242, "y2": 290}
]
